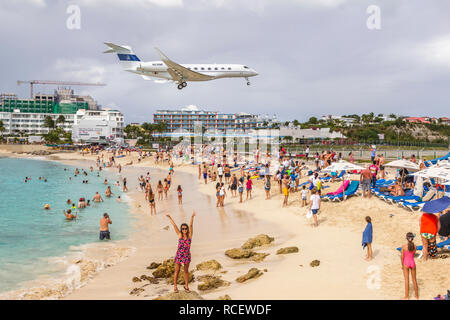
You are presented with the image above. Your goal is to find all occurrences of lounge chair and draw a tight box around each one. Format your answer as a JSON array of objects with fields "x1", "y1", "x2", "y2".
[
  {"x1": 320, "y1": 170, "x2": 346, "y2": 182},
  {"x1": 396, "y1": 238, "x2": 450, "y2": 258},
  {"x1": 323, "y1": 181, "x2": 360, "y2": 202}
]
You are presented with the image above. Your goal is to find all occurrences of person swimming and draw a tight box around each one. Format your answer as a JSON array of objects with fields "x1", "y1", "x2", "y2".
[{"x1": 63, "y1": 209, "x2": 77, "y2": 221}]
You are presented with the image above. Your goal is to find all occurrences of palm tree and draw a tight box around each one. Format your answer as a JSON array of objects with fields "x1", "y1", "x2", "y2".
[
  {"x1": 44, "y1": 116, "x2": 55, "y2": 131},
  {"x1": 0, "y1": 120, "x2": 5, "y2": 136},
  {"x1": 56, "y1": 115, "x2": 66, "y2": 129}
]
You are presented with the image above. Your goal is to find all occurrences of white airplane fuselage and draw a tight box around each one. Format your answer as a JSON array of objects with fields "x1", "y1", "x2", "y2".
[
  {"x1": 132, "y1": 61, "x2": 258, "y2": 81},
  {"x1": 104, "y1": 43, "x2": 258, "y2": 89}
]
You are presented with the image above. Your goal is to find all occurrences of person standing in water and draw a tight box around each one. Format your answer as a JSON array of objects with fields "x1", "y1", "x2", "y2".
[
  {"x1": 92, "y1": 192, "x2": 104, "y2": 203},
  {"x1": 400, "y1": 232, "x2": 419, "y2": 300},
  {"x1": 63, "y1": 209, "x2": 77, "y2": 220},
  {"x1": 148, "y1": 186, "x2": 156, "y2": 215},
  {"x1": 122, "y1": 177, "x2": 128, "y2": 192},
  {"x1": 246, "y1": 175, "x2": 253, "y2": 200},
  {"x1": 99, "y1": 213, "x2": 112, "y2": 240},
  {"x1": 238, "y1": 177, "x2": 244, "y2": 203},
  {"x1": 165, "y1": 211, "x2": 196, "y2": 293}
]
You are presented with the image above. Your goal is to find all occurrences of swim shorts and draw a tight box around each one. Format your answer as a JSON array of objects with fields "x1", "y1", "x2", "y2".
[
  {"x1": 361, "y1": 180, "x2": 371, "y2": 191},
  {"x1": 427, "y1": 240, "x2": 437, "y2": 257},
  {"x1": 421, "y1": 233, "x2": 435, "y2": 240},
  {"x1": 312, "y1": 209, "x2": 318, "y2": 215},
  {"x1": 100, "y1": 231, "x2": 110, "y2": 240},
  {"x1": 282, "y1": 187, "x2": 288, "y2": 196}
]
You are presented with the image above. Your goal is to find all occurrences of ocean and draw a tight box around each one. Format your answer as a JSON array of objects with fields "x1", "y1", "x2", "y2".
[{"x1": 0, "y1": 157, "x2": 133, "y2": 294}]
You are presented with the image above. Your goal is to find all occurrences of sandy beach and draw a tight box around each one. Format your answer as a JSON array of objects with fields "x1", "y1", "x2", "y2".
[{"x1": 0, "y1": 146, "x2": 448, "y2": 300}]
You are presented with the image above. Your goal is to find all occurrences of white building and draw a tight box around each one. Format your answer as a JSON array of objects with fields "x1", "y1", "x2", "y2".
[
  {"x1": 320, "y1": 115, "x2": 356, "y2": 126},
  {"x1": 0, "y1": 109, "x2": 75, "y2": 135},
  {"x1": 0, "y1": 108, "x2": 124, "y2": 144},
  {"x1": 72, "y1": 109, "x2": 124, "y2": 144},
  {"x1": 280, "y1": 126, "x2": 346, "y2": 140}
]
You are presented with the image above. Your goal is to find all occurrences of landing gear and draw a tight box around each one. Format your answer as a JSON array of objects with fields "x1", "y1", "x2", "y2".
[
  {"x1": 177, "y1": 81, "x2": 187, "y2": 90},
  {"x1": 245, "y1": 77, "x2": 250, "y2": 86}
]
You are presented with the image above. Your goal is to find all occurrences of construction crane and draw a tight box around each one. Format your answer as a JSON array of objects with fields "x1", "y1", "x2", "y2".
[{"x1": 17, "y1": 80, "x2": 107, "y2": 98}]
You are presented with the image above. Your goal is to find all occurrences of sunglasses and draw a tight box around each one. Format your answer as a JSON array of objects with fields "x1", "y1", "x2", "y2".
[{"x1": 181, "y1": 227, "x2": 188, "y2": 230}]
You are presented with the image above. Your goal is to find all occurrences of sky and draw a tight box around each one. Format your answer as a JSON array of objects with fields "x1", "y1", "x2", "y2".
[{"x1": 0, "y1": 0, "x2": 449, "y2": 123}]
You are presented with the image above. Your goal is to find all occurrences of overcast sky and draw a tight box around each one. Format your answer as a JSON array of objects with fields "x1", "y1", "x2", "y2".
[{"x1": 0, "y1": 0, "x2": 449, "y2": 123}]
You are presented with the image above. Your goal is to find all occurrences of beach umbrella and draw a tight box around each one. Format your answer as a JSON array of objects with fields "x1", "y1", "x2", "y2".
[
  {"x1": 321, "y1": 160, "x2": 364, "y2": 172},
  {"x1": 422, "y1": 196, "x2": 450, "y2": 213},
  {"x1": 412, "y1": 166, "x2": 450, "y2": 183},
  {"x1": 384, "y1": 159, "x2": 420, "y2": 171}
]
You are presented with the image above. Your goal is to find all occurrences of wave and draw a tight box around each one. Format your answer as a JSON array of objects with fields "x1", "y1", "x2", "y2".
[{"x1": 0, "y1": 241, "x2": 136, "y2": 300}]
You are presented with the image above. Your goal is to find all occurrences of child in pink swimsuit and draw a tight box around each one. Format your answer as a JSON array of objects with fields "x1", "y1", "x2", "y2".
[{"x1": 401, "y1": 232, "x2": 419, "y2": 300}]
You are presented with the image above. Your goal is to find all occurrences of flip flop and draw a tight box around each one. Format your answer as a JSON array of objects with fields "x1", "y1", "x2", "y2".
[
  {"x1": 174, "y1": 288, "x2": 179, "y2": 293},
  {"x1": 184, "y1": 286, "x2": 190, "y2": 292}
]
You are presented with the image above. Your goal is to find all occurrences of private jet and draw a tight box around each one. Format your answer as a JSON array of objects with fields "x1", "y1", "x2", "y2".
[{"x1": 104, "y1": 42, "x2": 258, "y2": 90}]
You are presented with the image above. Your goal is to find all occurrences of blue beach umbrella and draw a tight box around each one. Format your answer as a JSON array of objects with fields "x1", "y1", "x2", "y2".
[{"x1": 422, "y1": 196, "x2": 450, "y2": 214}]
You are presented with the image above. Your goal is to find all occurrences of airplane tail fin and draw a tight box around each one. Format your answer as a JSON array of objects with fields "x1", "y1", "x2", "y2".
[{"x1": 104, "y1": 42, "x2": 141, "y2": 70}]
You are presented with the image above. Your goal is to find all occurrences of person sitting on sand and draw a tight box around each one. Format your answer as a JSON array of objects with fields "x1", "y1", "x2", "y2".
[
  {"x1": 99, "y1": 213, "x2": 112, "y2": 240},
  {"x1": 401, "y1": 232, "x2": 419, "y2": 300},
  {"x1": 63, "y1": 209, "x2": 77, "y2": 221},
  {"x1": 92, "y1": 192, "x2": 104, "y2": 203},
  {"x1": 165, "y1": 211, "x2": 196, "y2": 293}
]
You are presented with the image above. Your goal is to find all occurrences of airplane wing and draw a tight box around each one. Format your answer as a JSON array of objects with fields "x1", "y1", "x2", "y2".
[{"x1": 154, "y1": 47, "x2": 214, "y2": 82}]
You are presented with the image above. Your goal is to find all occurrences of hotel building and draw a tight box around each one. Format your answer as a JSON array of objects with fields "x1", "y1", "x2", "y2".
[{"x1": 153, "y1": 105, "x2": 277, "y2": 132}]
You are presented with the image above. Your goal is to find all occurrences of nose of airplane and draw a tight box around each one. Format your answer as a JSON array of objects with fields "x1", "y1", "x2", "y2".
[{"x1": 251, "y1": 69, "x2": 259, "y2": 76}]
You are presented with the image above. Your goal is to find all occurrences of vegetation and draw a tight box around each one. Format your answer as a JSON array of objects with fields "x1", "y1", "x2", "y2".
[
  {"x1": 284, "y1": 113, "x2": 449, "y2": 146},
  {"x1": 124, "y1": 122, "x2": 168, "y2": 146}
]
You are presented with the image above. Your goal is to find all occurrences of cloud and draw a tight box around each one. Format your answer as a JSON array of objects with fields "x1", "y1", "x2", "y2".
[
  {"x1": 76, "y1": 0, "x2": 183, "y2": 8},
  {"x1": 0, "y1": 0, "x2": 449, "y2": 123},
  {"x1": 415, "y1": 35, "x2": 450, "y2": 68}
]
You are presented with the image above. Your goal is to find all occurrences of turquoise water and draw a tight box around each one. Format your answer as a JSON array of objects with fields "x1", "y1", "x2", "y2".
[{"x1": 0, "y1": 157, "x2": 133, "y2": 293}]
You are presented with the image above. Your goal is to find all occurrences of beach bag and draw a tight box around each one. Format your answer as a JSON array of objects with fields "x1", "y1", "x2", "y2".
[{"x1": 306, "y1": 210, "x2": 313, "y2": 219}]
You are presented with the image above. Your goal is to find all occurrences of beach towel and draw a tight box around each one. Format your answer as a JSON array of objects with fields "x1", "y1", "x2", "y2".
[
  {"x1": 414, "y1": 176, "x2": 424, "y2": 197},
  {"x1": 362, "y1": 222, "x2": 373, "y2": 248},
  {"x1": 327, "y1": 180, "x2": 350, "y2": 196},
  {"x1": 422, "y1": 189, "x2": 436, "y2": 202}
]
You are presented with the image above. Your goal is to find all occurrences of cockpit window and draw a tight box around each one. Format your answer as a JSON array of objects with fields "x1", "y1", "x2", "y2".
[{"x1": 244, "y1": 66, "x2": 249, "y2": 69}]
